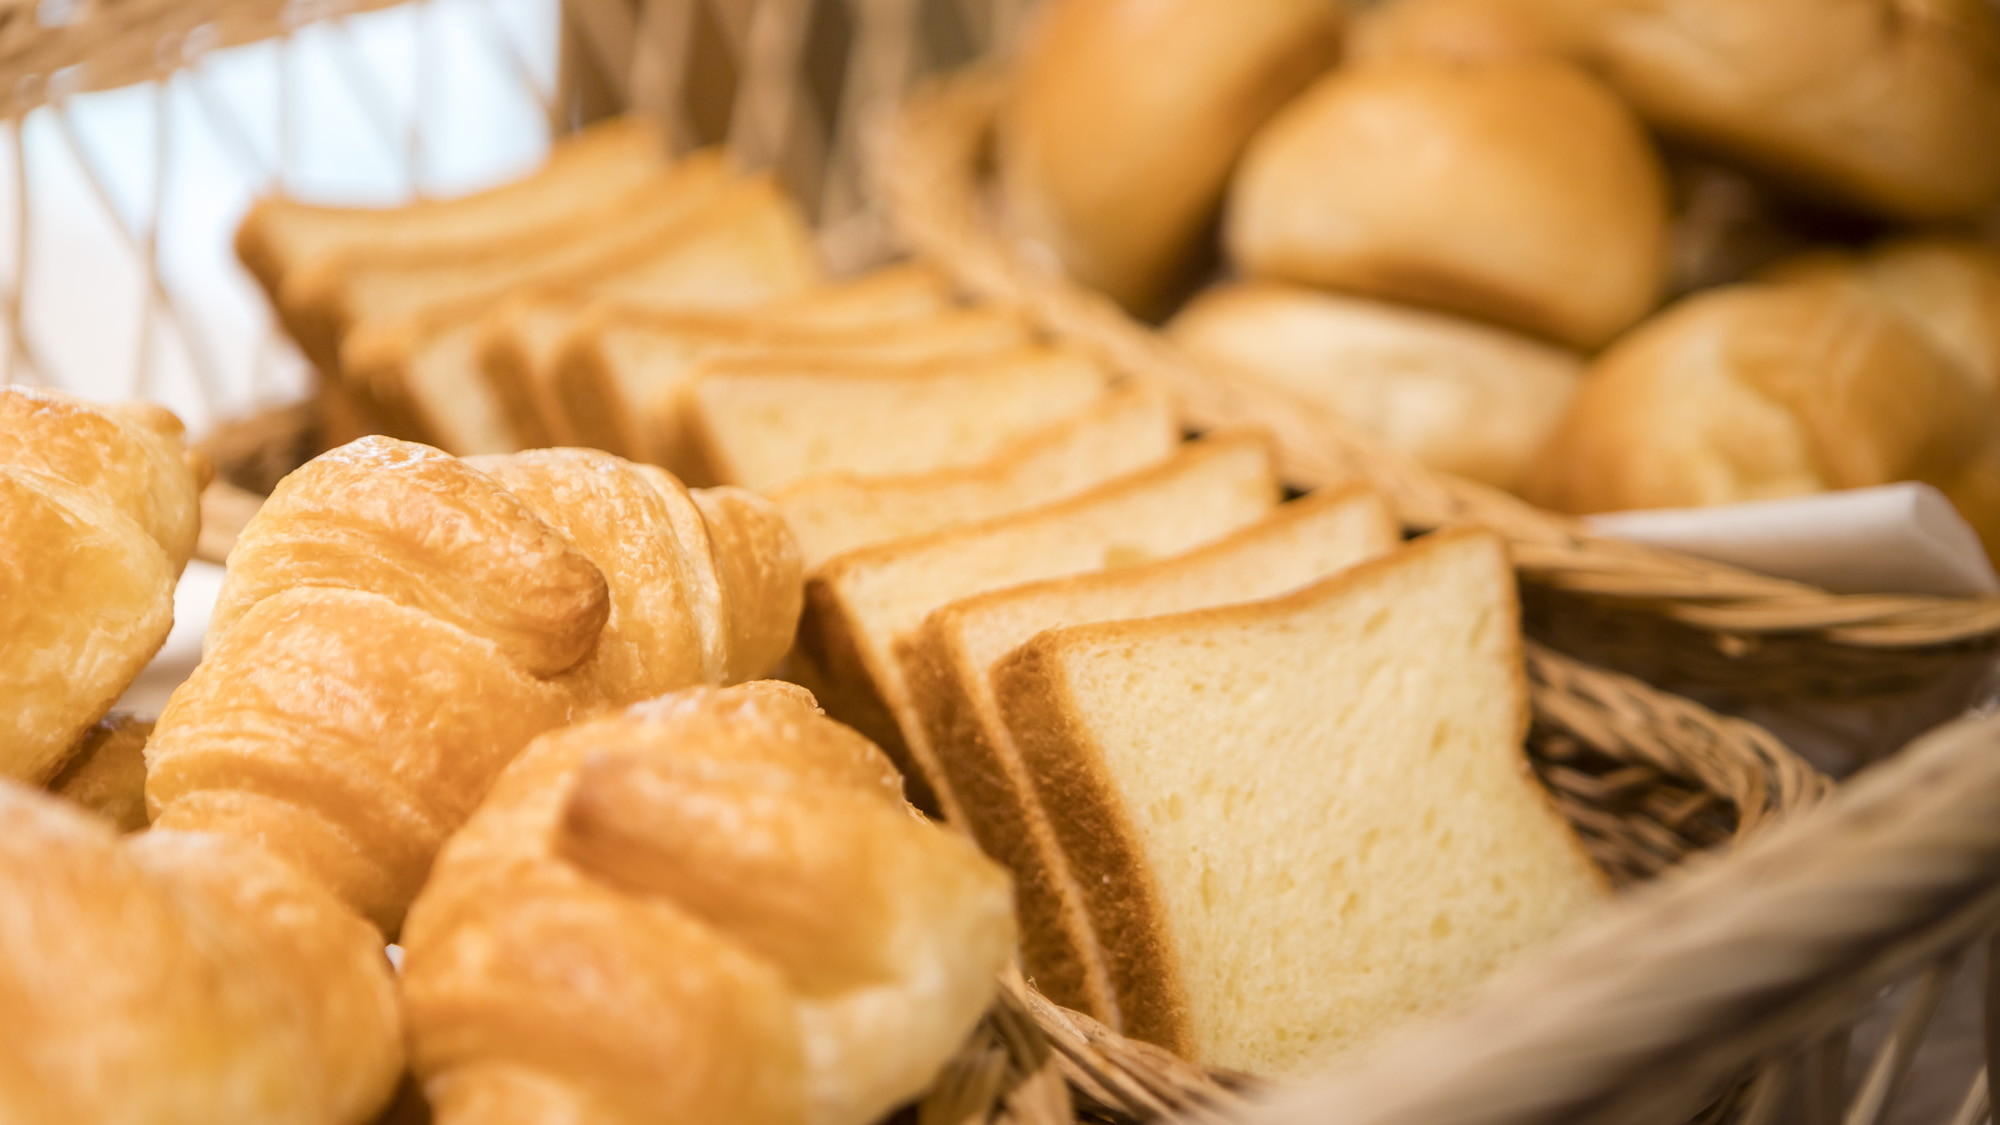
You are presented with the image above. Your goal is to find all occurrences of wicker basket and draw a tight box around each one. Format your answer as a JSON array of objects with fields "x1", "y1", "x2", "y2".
[
  {"x1": 873, "y1": 70, "x2": 2000, "y2": 735},
  {"x1": 0, "y1": 1, "x2": 1945, "y2": 1122}
]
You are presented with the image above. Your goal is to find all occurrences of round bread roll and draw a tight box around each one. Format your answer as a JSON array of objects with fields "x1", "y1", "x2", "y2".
[
  {"x1": 1226, "y1": 59, "x2": 1668, "y2": 350},
  {"x1": 998, "y1": 0, "x2": 1343, "y2": 317},
  {"x1": 1525, "y1": 280, "x2": 2000, "y2": 559},
  {"x1": 1763, "y1": 236, "x2": 2000, "y2": 396},
  {"x1": 1544, "y1": 0, "x2": 2000, "y2": 221},
  {"x1": 1349, "y1": 0, "x2": 1570, "y2": 65},
  {"x1": 1168, "y1": 281, "x2": 1582, "y2": 491}
]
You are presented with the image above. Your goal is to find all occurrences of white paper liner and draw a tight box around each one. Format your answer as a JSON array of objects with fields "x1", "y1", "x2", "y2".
[{"x1": 1588, "y1": 483, "x2": 1999, "y2": 598}]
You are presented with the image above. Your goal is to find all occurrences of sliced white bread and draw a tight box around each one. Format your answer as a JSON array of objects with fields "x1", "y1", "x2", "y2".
[
  {"x1": 342, "y1": 178, "x2": 821, "y2": 455},
  {"x1": 235, "y1": 116, "x2": 668, "y2": 300},
  {"x1": 800, "y1": 432, "x2": 1282, "y2": 819},
  {"x1": 685, "y1": 348, "x2": 1110, "y2": 491},
  {"x1": 900, "y1": 485, "x2": 1398, "y2": 1027},
  {"x1": 773, "y1": 386, "x2": 1182, "y2": 572},
  {"x1": 991, "y1": 529, "x2": 1607, "y2": 1074},
  {"x1": 496, "y1": 265, "x2": 961, "y2": 450},
  {"x1": 552, "y1": 306, "x2": 1031, "y2": 472},
  {"x1": 281, "y1": 149, "x2": 741, "y2": 371}
]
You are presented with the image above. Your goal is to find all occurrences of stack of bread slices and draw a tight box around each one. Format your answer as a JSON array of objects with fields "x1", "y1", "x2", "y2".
[{"x1": 239, "y1": 123, "x2": 1607, "y2": 1081}]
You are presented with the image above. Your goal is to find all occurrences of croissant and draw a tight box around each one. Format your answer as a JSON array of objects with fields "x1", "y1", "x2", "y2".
[
  {"x1": 402, "y1": 682, "x2": 1016, "y2": 1125},
  {"x1": 0, "y1": 779, "x2": 402, "y2": 1124},
  {"x1": 47, "y1": 712, "x2": 152, "y2": 832},
  {"x1": 146, "y1": 437, "x2": 801, "y2": 932},
  {"x1": 0, "y1": 386, "x2": 204, "y2": 784}
]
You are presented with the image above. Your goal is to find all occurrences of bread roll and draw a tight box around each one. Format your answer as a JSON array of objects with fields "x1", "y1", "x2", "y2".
[
  {"x1": 1763, "y1": 236, "x2": 2000, "y2": 395},
  {"x1": 1540, "y1": 0, "x2": 2000, "y2": 221},
  {"x1": 1525, "y1": 280, "x2": 2000, "y2": 560},
  {"x1": 1227, "y1": 59, "x2": 1668, "y2": 349},
  {"x1": 1169, "y1": 282, "x2": 1581, "y2": 491},
  {"x1": 999, "y1": 0, "x2": 1342, "y2": 315}
]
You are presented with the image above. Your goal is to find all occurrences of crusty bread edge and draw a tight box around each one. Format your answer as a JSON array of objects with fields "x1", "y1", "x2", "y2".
[
  {"x1": 991, "y1": 527, "x2": 1605, "y2": 1057},
  {"x1": 898, "y1": 622, "x2": 1125, "y2": 1026}
]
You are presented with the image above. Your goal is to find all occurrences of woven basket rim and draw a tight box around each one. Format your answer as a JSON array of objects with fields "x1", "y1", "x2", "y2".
[{"x1": 871, "y1": 68, "x2": 2000, "y2": 654}]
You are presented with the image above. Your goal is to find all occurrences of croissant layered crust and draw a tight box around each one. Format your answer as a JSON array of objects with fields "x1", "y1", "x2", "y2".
[
  {"x1": 402, "y1": 682, "x2": 1016, "y2": 1125},
  {"x1": 147, "y1": 436, "x2": 802, "y2": 932},
  {"x1": 0, "y1": 781, "x2": 403, "y2": 1125},
  {"x1": 0, "y1": 387, "x2": 204, "y2": 784}
]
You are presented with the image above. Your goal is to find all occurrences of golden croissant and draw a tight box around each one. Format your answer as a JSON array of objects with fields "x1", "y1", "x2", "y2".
[
  {"x1": 402, "y1": 682, "x2": 1016, "y2": 1125},
  {"x1": 0, "y1": 386, "x2": 204, "y2": 784},
  {"x1": 146, "y1": 437, "x2": 801, "y2": 932},
  {"x1": 0, "y1": 778, "x2": 402, "y2": 1124}
]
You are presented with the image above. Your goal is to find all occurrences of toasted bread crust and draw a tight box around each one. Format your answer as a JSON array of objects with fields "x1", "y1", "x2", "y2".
[
  {"x1": 899, "y1": 625, "x2": 1123, "y2": 1025},
  {"x1": 992, "y1": 637, "x2": 1193, "y2": 1053}
]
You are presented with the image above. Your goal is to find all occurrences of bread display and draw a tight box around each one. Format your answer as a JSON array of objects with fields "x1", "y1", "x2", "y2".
[
  {"x1": 801, "y1": 433, "x2": 1281, "y2": 819},
  {"x1": 1168, "y1": 282, "x2": 1581, "y2": 490},
  {"x1": 46, "y1": 713, "x2": 152, "y2": 833},
  {"x1": 0, "y1": 779, "x2": 402, "y2": 1124},
  {"x1": 686, "y1": 347, "x2": 1110, "y2": 491},
  {"x1": 993, "y1": 529, "x2": 1607, "y2": 1073},
  {"x1": 1542, "y1": 0, "x2": 2000, "y2": 221},
  {"x1": 773, "y1": 385, "x2": 1180, "y2": 572},
  {"x1": 999, "y1": 0, "x2": 1342, "y2": 315},
  {"x1": 1525, "y1": 279, "x2": 2000, "y2": 559},
  {"x1": 904, "y1": 486, "x2": 1398, "y2": 1025},
  {"x1": 1227, "y1": 58, "x2": 1668, "y2": 350},
  {"x1": 146, "y1": 436, "x2": 802, "y2": 931},
  {"x1": 401, "y1": 681, "x2": 1013, "y2": 1125},
  {"x1": 0, "y1": 387, "x2": 203, "y2": 784}
]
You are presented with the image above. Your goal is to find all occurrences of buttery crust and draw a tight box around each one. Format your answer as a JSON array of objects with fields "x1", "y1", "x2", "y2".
[
  {"x1": 0, "y1": 780, "x2": 403, "y2": 1124},
  {"x1": 401, "y1": 683, "x2": 1015, "y2": 1125},
  {"x1": 146, "y1": 436, "x2": 803, "y2": 932},
  {"x1": 0, "y1": 387, "x2": 201, "y2": 784}
]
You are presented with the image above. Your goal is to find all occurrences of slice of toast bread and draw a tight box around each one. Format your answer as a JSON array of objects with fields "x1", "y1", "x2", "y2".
[
  {"x1": 280, "y1": 149, "x2": 739, "y2": 373},
  {"x1": 798, "y1": 432, "x2": 1282, "y2": 819},
  {"x1": 492, "y1": 265, "x2": 961, "y2": 450},
  {"x1": 991, "y1": 529, "x2": 1608, "y2": 1073},
  {"x1": 551, "y1": 305, "x2": 1030, "y2": 470},
  {"x1": 685, "y1": 348, "x2": 1110, "y2": 491},
  {"x1": 341, "y1": 178, "x2": 821, "y2": 454},
  {"x1": 235, "y1": 116, "x2": 668, "y2": 300},
  {"x1": 899, "y1": 486, "x2": 1398, "y2": 1026},
  {"x1": 772, "y1": 386, "x2": 1181, "y2": 573}
]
